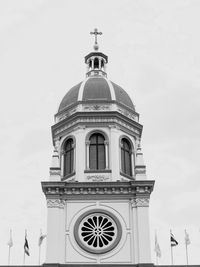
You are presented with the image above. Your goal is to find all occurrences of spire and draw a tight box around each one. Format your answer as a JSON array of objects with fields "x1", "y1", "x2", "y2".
[
  {"x1": 90, "y1": 28, "x2": 102, "y2": 51},
  {"x1": 135, "y1": 141, "x2": 147, "y2": 180},
  {"x1": 85, "y1": 28, "x2": 108, "y2": 77}
]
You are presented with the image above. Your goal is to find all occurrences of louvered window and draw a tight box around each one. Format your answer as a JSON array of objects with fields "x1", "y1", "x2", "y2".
[
  {"x1": 89, "y1": 133, "x2": 105, "y2": 170},
  {"x1": 64, "y1": 138, "x2": 74, "y2": 176},
  {"x1": 121, "y1": 138, "x2": 132, "y2": 176}
]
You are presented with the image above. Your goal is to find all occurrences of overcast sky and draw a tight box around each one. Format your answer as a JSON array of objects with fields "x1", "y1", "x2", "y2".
[{"x1": 0, "y1": 0, "x2": 200, "y2": 265}]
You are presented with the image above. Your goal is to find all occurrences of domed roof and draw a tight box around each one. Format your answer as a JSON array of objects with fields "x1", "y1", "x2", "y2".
[{"x1": 58, "y1": 76, "x2": 135, "y2": 112}]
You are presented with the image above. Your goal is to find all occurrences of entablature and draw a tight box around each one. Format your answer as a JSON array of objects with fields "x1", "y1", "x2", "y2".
[{"x1": 41, "y1": 180, "x2": 154, "y2": 201}]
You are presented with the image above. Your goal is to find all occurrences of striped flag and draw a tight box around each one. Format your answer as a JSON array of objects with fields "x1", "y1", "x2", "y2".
[
  {"x1": 24, "y1": 232, "x2": 30, "y2": 256},
  {"x1": 38, "y1": 231, "x2": 46, "y2": 246},
  {"x1": 154, "y1": 232, "x2": 161, "y2": 258},
  {"x1": 185, "y1": 230, "x2": 191, "y2": 246},
  {"x1": 170, "y1": 231, "x2": 178, "y2": 247}
]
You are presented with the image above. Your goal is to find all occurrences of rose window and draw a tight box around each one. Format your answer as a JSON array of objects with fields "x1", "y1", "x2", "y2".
[{"x1": 74, "y1": 210, "x2": 122, "y2": 254}]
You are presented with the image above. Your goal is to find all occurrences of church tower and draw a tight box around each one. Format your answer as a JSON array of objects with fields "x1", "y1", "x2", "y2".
[{"x1": 42, "y1": 29, "x2": 154, "y2": 266}]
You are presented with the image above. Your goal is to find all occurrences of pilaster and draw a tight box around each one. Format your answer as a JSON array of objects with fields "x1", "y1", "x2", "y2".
[{"x1": 46, "y1": 199, "x2": 65, "y2": 263}]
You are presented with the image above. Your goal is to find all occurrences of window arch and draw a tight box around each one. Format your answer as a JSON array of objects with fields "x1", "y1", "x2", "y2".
[
  {"x1": 63, "y1": 138, "x2": 74, "y2": 177},
  {"x1": 89, "y1": 133, "x2": 106, "y2": 170},
  {"x1": 121, "y1": 138, "x2": 132, "y2": 176}
]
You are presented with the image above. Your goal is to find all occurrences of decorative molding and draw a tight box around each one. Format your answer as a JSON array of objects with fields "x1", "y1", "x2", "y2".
[
  {"x1": 130, "y1": 198, "x2": 149, "y2": 208},
  {"x1": 86, "y1": 174, "x2": 111, "y2": 182},
  {"x1": 117, "y1": 107, "x2": 137, "y2": 121},
  {"x1": 130, "y1": 198, "x2": 137, "y2": 208},
  {"x1": 135, "y1": 198, "x2": 149, "y2": 207},
  {"x1": 42, "y1": 181, "x2": 154, "y2": 200},
  {"x1": 54, "y1": 117, "x2": 140, "y2": 136},
  {"x1": 47, "y1": 199, "x2": 65, "y2": 209},
  {"x1": 49, "y1": 169, "x2": 61, "y2": 176},
  {"x1": 57, "y1": 108, "x2": 77, "y2": 122},
  {"x1": 83, "y1": 104, "x2": 110, "y2": 111}
]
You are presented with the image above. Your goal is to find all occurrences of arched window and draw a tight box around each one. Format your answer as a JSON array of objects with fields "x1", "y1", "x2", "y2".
[
  {"x1": 121, "y1": 138, "x2": 132, "y2": 176},
  {"x1": 63, "y1": 138, "x2": 74, "y2": 176},
  {"x1": 89, "y1": 133, "x2": 105, "y2": 170}
]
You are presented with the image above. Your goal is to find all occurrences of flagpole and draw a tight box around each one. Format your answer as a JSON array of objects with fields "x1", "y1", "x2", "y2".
[
  {"x1": 170, "y1": 230, "x2": 174, "y2": 265},
  {"x1": 155, "y1": 230, "x2": 158, "y2": 265},
  {"x1": 23, "y1": 229, "x2": 26, "y2": 265},
  {"x1": 38, "y1": 229, "x2": 41, "y2": 265},
  {"x1": 185, "y1": 229, "x2": 189, "y2": 265},
  {"x1": 8, "y1": 229, "x2": 12, "y2": 265},
  {"x1": 8, "y1": 246, "x2": 10, "y2": 265},
  {"x1": 171, "y1": 245, "x2": 173, "y2": 265}
]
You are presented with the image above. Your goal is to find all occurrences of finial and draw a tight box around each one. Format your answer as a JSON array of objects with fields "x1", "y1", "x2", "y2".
[{"x1": 90, "y1": 28, "x2": 102, "y2": 51}]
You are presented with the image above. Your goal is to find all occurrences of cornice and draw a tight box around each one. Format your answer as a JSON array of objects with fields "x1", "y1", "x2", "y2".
[
  {"x1": 51, "y1": 112, "x2": 143, "y2": 142},
  {"x1": 41, "y1": 180, "x2": 154, "y2": 200}
]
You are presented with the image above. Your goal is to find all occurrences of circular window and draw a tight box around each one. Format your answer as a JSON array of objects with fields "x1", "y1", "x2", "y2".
[{"x1": 74, "y1": 210, "x2": 122, "y2": 254}]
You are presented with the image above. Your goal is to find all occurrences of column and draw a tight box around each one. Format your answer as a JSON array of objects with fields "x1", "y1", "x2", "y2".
[
  {"x1": 98, "y1": 57, "x2": 101, "y2": 69},
  {"x1": 60, "y1": 150, "x2": 65, "y2": 178},
  {"x1": 46, "y1": 199, "x2": 65, "y2": 263},
  {"x1": 104, "y1": 140, "x2": 109, "y2": 169},
  {"x1": 86, "y1": 141, "x2": 90, "y2": 170}
]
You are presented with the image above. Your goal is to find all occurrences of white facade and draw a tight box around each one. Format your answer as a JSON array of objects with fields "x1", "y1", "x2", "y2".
[{"x1": 42, "y1": 40, "x2": 154, "y2": 265}]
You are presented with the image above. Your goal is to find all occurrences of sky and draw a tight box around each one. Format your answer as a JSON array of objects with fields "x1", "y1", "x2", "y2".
[{"x1": 0, "y1": 0, "x2": 200, "y2": 265}]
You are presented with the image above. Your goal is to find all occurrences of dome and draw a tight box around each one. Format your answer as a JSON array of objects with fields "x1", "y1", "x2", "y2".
[{"x1": 58, "y1": 76, "x2": 135, "y2": 113}]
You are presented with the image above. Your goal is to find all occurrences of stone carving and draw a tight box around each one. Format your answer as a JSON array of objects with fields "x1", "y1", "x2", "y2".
[
  {"x1": 130, "y1": 198, "x2": 149, "y2": 208},
  {"x1": 135, "y1": 198, "x2": 149, "y2": 207},
  {"x1": 47, "y1": 199, "x2": 65, "y2": 209},
  {"x1": 86, "y1": 175, "x2": 110, "y2": 182},
  {"x1": 83, "y1": 105, "x2": 110, "y2": 111}
]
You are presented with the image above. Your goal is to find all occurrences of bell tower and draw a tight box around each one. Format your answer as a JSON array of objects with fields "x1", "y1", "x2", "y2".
[{"x1": 42, "y1": 29, "x2": 154, "y2": 266}]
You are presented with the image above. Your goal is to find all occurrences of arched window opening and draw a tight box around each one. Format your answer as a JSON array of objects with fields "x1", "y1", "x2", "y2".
[
  {"x1": 89, "y1": 133, "x2": 105, "y2": 170},
  {"x1": 94, "y1": 57, "x2": 99, "y2": 69},
  {"x1": 63, "y1": 138, "x2": 74, "y2": 176},
  {"x1": 121, "y1": 138, "x2": 132, "y2": 176}
]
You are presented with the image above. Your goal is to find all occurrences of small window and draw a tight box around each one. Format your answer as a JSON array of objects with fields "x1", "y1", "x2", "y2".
[
  {"x1": 121, "y1": 138, "x2": 132, "y2": 176},
  {"x1": 89, "y1": 133, "x2": 105, "y2": 170},
  {"x1": 63, "y1": 138, "x2": 74, "y2": 176}
]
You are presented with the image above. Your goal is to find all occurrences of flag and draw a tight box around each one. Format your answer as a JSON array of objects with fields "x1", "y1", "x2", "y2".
[
  {"x1": 7, "y1": 230, "x2": 13, "y2": 248},
  {"x1": 154, "y1": 232, "x2": 161, "y2": 258},
  {"x1": 170, "y1": 231, "x2": 178, "y2": 246},
  {"x1": 24, "y1": 232, "x2": 30, "y2": 256},
  {"x1": 38, "y1": 231, "x2": 46, "y2": 246},
  {"x1": 185, "y1": 230, "x2": 191, "y2": 246}
]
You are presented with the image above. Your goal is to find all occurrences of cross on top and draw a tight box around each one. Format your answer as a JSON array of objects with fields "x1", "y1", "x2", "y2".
[{"x1": 90, "y1": 28, "x2": 102, "y2": 45}]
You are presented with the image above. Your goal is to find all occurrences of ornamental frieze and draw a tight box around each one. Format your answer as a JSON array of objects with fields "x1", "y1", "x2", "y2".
[
  {"x1": 86, "y1": 174, "x2": 111, "y2": 182},
  {"x1": 130, "y1": 198, "x2": 149, "y2": 208},
  {"x1": 83, "y1": 104, "x2": 110, "y2": 111},
  {"x1": 47, "y1": 199, "x2": 65, "y2": 209}
]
